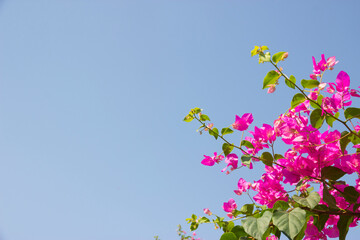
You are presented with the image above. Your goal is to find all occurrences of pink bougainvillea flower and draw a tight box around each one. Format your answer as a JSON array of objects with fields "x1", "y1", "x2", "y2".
[
  {"x1": 326, "y1": 56, "x2": 338, "y2": 69},
  {"x1": 266, "y1": 236, "x2": 278, "y2": 240},
  {"x1": 223, "y1": 198, "x2": 237, "y2": 213},
  {"x1": 234, "y1": 178, "x2": 251, "y2": 195},
  {"x1": 351, "y1": 88, "x2": 360, "y2": 97},
  {"x1": 221, "y1": 153, "x2": 239, "y2": 172},
  {"x1": 335, "y1": 71, "x2": 350, "y2": 92},
  {"x1": 203, "y1": 208, "x2": 212, "y2": 216},
  {"x1": 201, "y1": 152, "x2": 224, "y2": 166},
  {"x1": 232, "y1": 113, "x2": 254, "y2": 131}
]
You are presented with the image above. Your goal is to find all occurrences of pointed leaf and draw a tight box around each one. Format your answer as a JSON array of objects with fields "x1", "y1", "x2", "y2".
[
  {"x1": 301, "y1": 79, "x2": 320, "y2": 89},
  {"x1": 272, "y1": 51, "x2": 287, "y2": 64},
  {"x1": 241, "y1": 140, "x2": 254, "y2": 149},
  {"x1": 222, "y1": 143, "x2": 234, "y2": 156},
  {"x1": 340, "y1": 131, "x2": 350, "y2": 154},
  {"x1": 285, "y1": 75, "x2": 296, "y2": 89},
  {"x1": 263, "y1": 71, "x2": 280, "y2": 89},
  {"x1": 209, "y1": 127, "x2": 219, "y2": 140},
  {"x1": 291, "y1": 93, "x2": 306, "y2": 108},
  {"x1": 342, "y1": 186, "x2": 359, "y2": 204},
  {"x1": 200, "y1": 114, "x2": 210, "y2": 121},
  {"x1": 310, "y1": 108, "x2": 325, "y2": 129},
  {"x1": 272, "y1": 208, "x2": 306, "y2": 239},
  {"x1": 322, "y1": 184, "x2": 338, "y2": 209},
  {"x1": 272, "y1": 200, "x2": 289, "y2": 211},
  {"x1": 261, "y1": 151, "x2": 273, "y2": 167},
  {"x1": 242, "y1": 211, "x2": 272, "y2": 240},
  {"x1": 344, "y1": 107, "x2": 360, "y2": 120},
  {"x1": 337, "y1": 215, "x2": 354, "y2": 240},
  {"x1": 321, "y1": 166, "x2": 346, "y2": 180},
  {"x1": 221, "y1": 127, "x2": 234, "y2": 136},
  {"x1": 292, "y1": 192, "x2": 321, "y2": 209}
]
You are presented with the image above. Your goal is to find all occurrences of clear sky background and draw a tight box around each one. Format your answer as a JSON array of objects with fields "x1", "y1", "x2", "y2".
[{"x1": 0, "y1": 1, "x2": 360, "y2": 240}]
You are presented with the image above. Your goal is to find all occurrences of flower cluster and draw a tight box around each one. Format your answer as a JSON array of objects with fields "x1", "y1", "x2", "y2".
[{"x1": 186, "y1": 49, "x2": 360, "y2": 240}]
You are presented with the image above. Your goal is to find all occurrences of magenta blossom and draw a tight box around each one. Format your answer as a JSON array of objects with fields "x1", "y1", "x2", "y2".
[
  {"x1": 223, "y1": 198, "x2": 237, "y2": 217},
  {"x1": 234, "y1": 178, "x2": 251, "y2": 195},
  {"x1": 221, "y1": 153, "x2": 238, "y2": 172},
  {"x1": 232, "y1": 113, "x2": 254, "y2": 131},
  {"x1": 201, "y1": 152, "x2": 224, "y2": 166},
  {"x1": 203, "y1": 208, "x2": 212, "y2": 216}
]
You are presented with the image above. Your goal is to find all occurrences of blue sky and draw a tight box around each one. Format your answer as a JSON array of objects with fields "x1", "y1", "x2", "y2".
[{"x1": 0, "y1": 1, "x2": 360, "y2": 240}]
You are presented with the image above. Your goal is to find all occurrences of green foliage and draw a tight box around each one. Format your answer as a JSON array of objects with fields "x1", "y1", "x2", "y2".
[
  {"x1": 272, "y1": 208, "x2": 306, "y2": 239},
  {"x1": 344, "y1": 107, "x2": 360, "y2": 120},
  {"x1": 200, "y1": 114, "x2": 211, "y2": 121},
  {"x1": 263, "y1": 70, "x2": 280, "y2": 89},
  {"x1": 260, "y1": 151, "x2": 273, "y2": 167},
  {"x1": 338, "y1": 215, "x2": 354, "y2": 240},
  {"x1": 321, "y1": 166, "x2": 346, "y2": 181},
  {"x1": 241, "y1": 211, "x2": 272, "y2": 240},
  {"x1": 310, "y1": 108, "x2": 325, "y2": 129},
  {"x1": 241, "y1": 155, "x2": 252, "y2": 168},
  {"x1": 285, "y1": 75, "x2": 296, "y2": 89},
  {"x1": 221, "y1": 127, "x2": 234, "y2": 136},
  {"x1": 291, "y1": 93, "x2": 306, "y2": 108},
  {"x1": 209, "y1": 127, "x2": 219, "y2": 140},
  {"x1": 301, "y1": 79, "x2": 320, "y2": 89},
  {"x1": 272, "y1": 51, "x2": 287, "y2": 64},
  {"x1": 219, "y1": 232, "x2": 238, "y2": 240},
  {"x1": 292, "y1": 192, "x2": 321, "y2": 209},
  {"x1": 222, "y1": 143, "x2": 234, "y2": 156}
]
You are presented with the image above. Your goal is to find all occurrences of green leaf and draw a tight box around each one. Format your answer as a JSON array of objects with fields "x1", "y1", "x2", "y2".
[
  {"x1": 222, "y1": 143, "x2": 234, "y2": 156},
  {"x1": 220, "y1": 232, "x2": 238, "y2": 240},
  {"x1": 292, "y1": 192, "x2": 321, "y2": 209},
  {"x1": 337, "y1": 215, "x2": 354, "y2": 240},
  {"x1": 301, "y1": 79, "x2": 320, "y2": 89},
  {"x1": 321, "y1": 166, "x2": 346, "y2": 180},
  {"x1": 221, "y1": 127, "x2": 234, "y2": 136},
  {"x1": 251, "y1": 46, "x2": 260, "y2": 56},
  {"x1": 191, "y1": 108, "x2": 202, "y2": 114},
  {"x1": 274, "y1": 154, "x2": 284, "y2": 160},
  {"x1": 310, "y1": 108, "x2": 325, "y2": 129},
  {"x1": 208, "y1": 127, "x2": 219, "y2": 140},
  {"x1": 259, "y1": 52, "x2": 271, "y2": 63},
  {"x1": 240, "y1": 204, "x2": 254, "y2": 215},
  {"x1": 340, "y1": 131, "x2": 350, "y2": 153},
  {"x1": 261, "y1": 46, "x2": 269, "y2": 51},
  {"x1": 291, "y1": 93, "x2": 306, "y2": 109},
  {"x1": 241, "y1": 140, "x2": 254, "y2": 149},
  {"x1": 313, "y1": 213, "x2": 329, "y2": 232},
  {"x1": 261, "y1": 151, "x2": 273, "y2": 167},
  {"x1": 183, "y1": 114, "x2": 194, "y2": 122},
  {"x1": 285, "y1": 75, "x2": 296, "y2": 89},
  {"x1": 272, "y1": 208, "x2": 306, "y2": 239},
  {"x1": 272, "y1": 200, "x2": 289, "y2": 211},
  {"x1": 322, "y1": 184, "x2": 337, "y2": 209},
  {"x1": 241, "y1": 155, "x2": 252, "y2": 168},
  {"x1": 325, "y1": 112, "x2": 339, "y2": 127},
  {"x1": 198, "y1": 216, "x2": 210, "y2": 223},
  {"x1": 242, "y1": 211, "x2": 273, "y2": 240},
  {"x1": 263, "y1": 71, "x2": 280, "y2": 89},
  {"x1": 272, "y1": 51, "x2": 287, "y2": 64},
  {"x1": 231, "y1": 226, "x2": 248, "y2": 238},
  {"x1": 344, "y1": 107, "x2": 360, "y2": 120},
  {"x1": 342, "y1": 186, "x2": 360, "y2": 204},
  {"x1": 349, "y1": 131, "x2": 360, "y2": 145},
  {"x1": 200, "y1": 114, "x2": 210, "y2": 121},
  {"x1": 223, "y1": 221, "x2": 235, "y2": 232}
]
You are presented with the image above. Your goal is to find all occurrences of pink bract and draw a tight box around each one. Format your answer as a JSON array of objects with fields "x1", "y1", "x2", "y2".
[{"x1": 232, "y1": 113, "x2": 254, "y2": 131}]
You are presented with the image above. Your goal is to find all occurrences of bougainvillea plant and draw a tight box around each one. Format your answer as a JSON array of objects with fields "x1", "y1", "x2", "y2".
[{"x1": 183, "y1": 46, "x2": 360, "y2": 240}]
